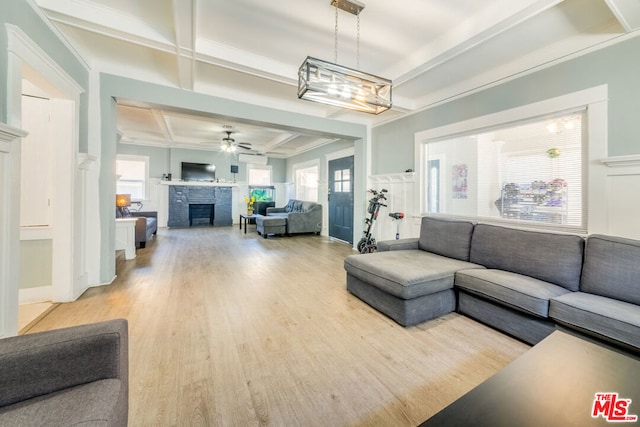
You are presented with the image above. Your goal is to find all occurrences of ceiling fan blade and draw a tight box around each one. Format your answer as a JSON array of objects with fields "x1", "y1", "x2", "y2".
[{"x1": 237, "y1": 144, "x2": 252, "y2": 150}]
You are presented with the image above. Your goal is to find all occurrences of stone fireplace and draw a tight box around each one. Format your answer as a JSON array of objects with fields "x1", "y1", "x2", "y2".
[{"x1": 167, "y1": 185, "x2": 232, "y2": 227}]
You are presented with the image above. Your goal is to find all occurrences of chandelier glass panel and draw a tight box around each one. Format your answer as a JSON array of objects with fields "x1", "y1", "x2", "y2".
[{"x1": 297, "y1": 0, "x2": 392, "y2": 114}]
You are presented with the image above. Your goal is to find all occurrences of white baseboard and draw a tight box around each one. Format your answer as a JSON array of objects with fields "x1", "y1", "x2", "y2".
[{"x1": 19, "y1": 285, "x2": 53, "y2": 305}]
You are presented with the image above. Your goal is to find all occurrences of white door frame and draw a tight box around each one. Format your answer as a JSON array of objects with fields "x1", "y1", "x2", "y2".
[
  {"x1": 0, "y1": 124, "x2": 28, "y2": 337},
  {"x1": 5, "y1": 25, "x2": 85, "y2": 309}
]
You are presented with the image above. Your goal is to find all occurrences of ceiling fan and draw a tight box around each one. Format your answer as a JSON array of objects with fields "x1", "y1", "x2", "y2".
[{"x1": 221, "y1": 130, "x2": 252, "y2": 152}]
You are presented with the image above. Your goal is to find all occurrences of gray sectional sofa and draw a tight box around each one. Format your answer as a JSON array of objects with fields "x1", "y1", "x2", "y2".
[
  {"x1": 344, "y1": 216, "x2": 640, "y2": 353},
  {"x1": 263, "y1": 199, "x2": 322, "y2": 236},
  {"x1": 0, "y1": 319, "x2": 129, "y2": 426}
]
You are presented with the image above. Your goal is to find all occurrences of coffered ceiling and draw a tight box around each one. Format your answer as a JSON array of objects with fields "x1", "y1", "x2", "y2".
[{"x1": 33, "y1": 0, "x2": 640, "y2": 158}]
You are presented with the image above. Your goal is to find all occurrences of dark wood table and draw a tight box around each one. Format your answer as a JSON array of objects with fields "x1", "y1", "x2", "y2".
[
  {"x1": 419, "y1": 330, "x2": 640, "y2": 427},
  {"x1": 239, "y1": 213, "x2": 258, "y2": 234}
]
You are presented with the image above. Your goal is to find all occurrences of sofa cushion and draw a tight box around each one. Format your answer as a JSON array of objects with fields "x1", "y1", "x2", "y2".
[
  {"x1": 0, "y1": 379, "x2": 122, "y2": 426},
  {"x1": 344, "y1": 250, "x2": 484, "y2": 300},
  {"x1": 292, "y1": 200, "x2": 303, "y2": 212},
  {"x1": 550, "y1": 292, "x2": 640, "y2": 350},
  {"x1": 417, "y1": 217, "x2": 476, "y2": 261},
  {"x1": 469, "y1": 224, "x2": 584, "y2": 291},
  {"x1": 256, "y1": 216, "x2": 287, "y2": 227},
  {"x1": 456, "y1": 269, "x2": 572, "y2": 318},
  {"x1": 266, "y1": 212, "x2": 288, "y2": 219},
  {"x1": 581, "y1": 234, "x2": 640, "y2": 305}
]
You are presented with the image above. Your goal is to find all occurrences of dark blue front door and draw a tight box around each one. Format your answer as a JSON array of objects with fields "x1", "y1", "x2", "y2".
[{"x1": 328, "y1": 156, "x2": 354, "y2": 243}]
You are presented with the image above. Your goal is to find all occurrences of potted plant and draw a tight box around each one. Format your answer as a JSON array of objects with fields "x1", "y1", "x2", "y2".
[{"x1": 244, "y1": 195, "x2": 255, "y2": 216}]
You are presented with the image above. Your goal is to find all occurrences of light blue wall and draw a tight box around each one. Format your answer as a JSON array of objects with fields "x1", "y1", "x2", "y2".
[{"x1": 372, "y1": 34, "x2": 640, "y2": 174}]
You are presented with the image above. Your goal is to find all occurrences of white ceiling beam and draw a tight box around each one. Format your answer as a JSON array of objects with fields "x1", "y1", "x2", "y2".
[
  {"x1": 150, "y1": 109, "x2": 175, "y2": 142},
  {"x1": 195, "y1": 39, "x2": 298, "y2": 86},
  {"x1": 604, "y1": 0, "x2": 640, "y2": 31},
  {"x1": 255, "y1": 133, "x2": 297, "y2": 155},
  {"x1": 391, "y1": 0, "x2": 564, "y2": 86},
  {"x1": 293, "y1": 138, "x2": 341, "y2": 155},
  {"x1": 172, "y1": 0, "x2": 195, "y2": 90},
  {"x1": 36, "y1": 0, "x2": 175, "y2": 53}
]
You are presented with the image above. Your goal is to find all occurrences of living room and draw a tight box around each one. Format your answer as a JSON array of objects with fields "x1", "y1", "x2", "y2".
[{"x1": 1, "y1": 0, "x2": 640, "y2": 424}]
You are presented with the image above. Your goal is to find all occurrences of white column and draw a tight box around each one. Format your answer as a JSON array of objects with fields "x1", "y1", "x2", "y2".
[{"x1": 0, "y1": 123, "x2": 28, "y2": 338}]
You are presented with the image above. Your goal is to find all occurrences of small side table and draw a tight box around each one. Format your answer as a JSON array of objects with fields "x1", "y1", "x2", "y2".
[
  {"x1": 115, "y1": 218, "x2": 138, "y2": 260},
  {"x1": 239, "y1": 214, "x2": 258, "y2": 234}
]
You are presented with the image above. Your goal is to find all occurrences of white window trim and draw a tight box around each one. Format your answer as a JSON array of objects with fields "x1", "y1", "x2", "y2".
[
  {"x1": 414, "y1": 85, "x2": 608, "y2": 233},
  {"x1": 292, "y1": 159, "x2": 320, "y2": 201},
  {"x1": 116, "y1": 154, "x2": 149, "y2": 201}
]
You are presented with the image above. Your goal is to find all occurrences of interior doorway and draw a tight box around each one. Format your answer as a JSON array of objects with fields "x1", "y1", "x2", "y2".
[{"x1": 5, "y1": 25, "x2": 83, "y2": 335}]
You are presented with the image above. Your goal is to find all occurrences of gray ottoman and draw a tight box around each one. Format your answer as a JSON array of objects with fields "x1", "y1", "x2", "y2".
[{"x1": 256, "y1": 215, "x2": 287, "y2": 238}]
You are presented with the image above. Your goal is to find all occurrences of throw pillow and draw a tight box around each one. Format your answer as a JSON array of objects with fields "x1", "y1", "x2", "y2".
[{"x1": 285, "y1": 199, "x2": 295, "y2": 212}]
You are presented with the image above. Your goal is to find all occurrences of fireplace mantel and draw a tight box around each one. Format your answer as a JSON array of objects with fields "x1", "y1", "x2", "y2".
[{"x1": 160, "y1": 181, "x2": 238, "y2": 187}]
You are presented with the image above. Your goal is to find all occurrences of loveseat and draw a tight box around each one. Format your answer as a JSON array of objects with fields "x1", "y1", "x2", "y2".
[
  {"x1": 344, "y1": 216, "x2": 640, "y2": 353},
  {"x1": 116, "y1": 208, "x2": 158, "y2": 248},
  {"x1": 0, "y1": 319, "x2": 129, "y2": 426},
  {"x1": 265, "y1": 199, "x2": 322, "y2": 235}
]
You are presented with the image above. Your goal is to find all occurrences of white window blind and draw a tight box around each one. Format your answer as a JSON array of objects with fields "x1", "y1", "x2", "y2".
[{"x1": 424, "y1": 111, "x2": 585, "y2": 232}]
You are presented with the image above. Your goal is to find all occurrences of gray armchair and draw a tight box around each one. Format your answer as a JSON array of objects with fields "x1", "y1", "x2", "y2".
[
  {"x1": 130, "y1": 211, "x2": 158, "y2": 248},
  {"x1": 116, "y1": 208, "x2": 158, "y2": 248},
  {"x1": 0, "y1": 319, "x2": 129, "y2": 426}
]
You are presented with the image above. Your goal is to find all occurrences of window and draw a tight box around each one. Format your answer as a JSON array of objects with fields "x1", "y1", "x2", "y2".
[
  {"x1": 116, "y1": 155, "x2": 148, "y2": 201},
  {"x1": 248, "y1": 165, "x2": 272, "y2": 185},
  {"x1": 294, "y1": 163, "x2": 319, "y2": 202},
  {"x1": 334, "y1": 168, "x2": 351, "y2": 193},
  {"x1": 423, "y1": 111, "x2": 585, "y2": 231}
]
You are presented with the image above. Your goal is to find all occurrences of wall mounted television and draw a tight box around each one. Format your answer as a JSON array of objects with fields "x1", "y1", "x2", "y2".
[{"x1": 181, "y1": 162, "x2": 216, "y2": 182}]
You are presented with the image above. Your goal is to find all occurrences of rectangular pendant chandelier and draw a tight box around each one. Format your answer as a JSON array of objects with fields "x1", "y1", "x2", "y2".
[{"x1": 298, "y1": 56, "x2": 392, "y2": 115}]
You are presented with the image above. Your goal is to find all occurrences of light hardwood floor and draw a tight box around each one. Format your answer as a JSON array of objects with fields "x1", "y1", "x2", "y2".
[{"x1": 26, "y1": 226, "x2": 530, "y2": 426}]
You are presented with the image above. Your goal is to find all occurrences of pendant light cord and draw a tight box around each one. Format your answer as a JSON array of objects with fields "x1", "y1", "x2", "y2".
[
  {"x1": 357, "y1": 14, "x2": 360, "y2": 70},
  {"x1": 334, "y1": 2, "x2": 361, "y2": 69}
]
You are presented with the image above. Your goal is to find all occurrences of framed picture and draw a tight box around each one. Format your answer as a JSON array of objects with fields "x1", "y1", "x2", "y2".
[{"x1": 452, "y1": 164, "x2": 468, "y2": 199}]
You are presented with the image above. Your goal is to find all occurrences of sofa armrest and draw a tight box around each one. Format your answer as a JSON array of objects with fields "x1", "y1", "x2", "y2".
[
  {"x1": 266, "y1": 207, "x2": 286, "y2": 215},
  {"x1": 286, "y1": 207, "x2": 322, "y2": 233},
  {"x1": 0, "y1": 319, "x2": 128, "y2": 409},
  {"x1": 132, "y1": 216, "x2": 149, "y2": 243},
  {"x1": 378, "y1": 238, "x2": 419, "y2": 252},
  {"x1": 130, "y1": 211, "x2": 157, "y2": 219}
]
